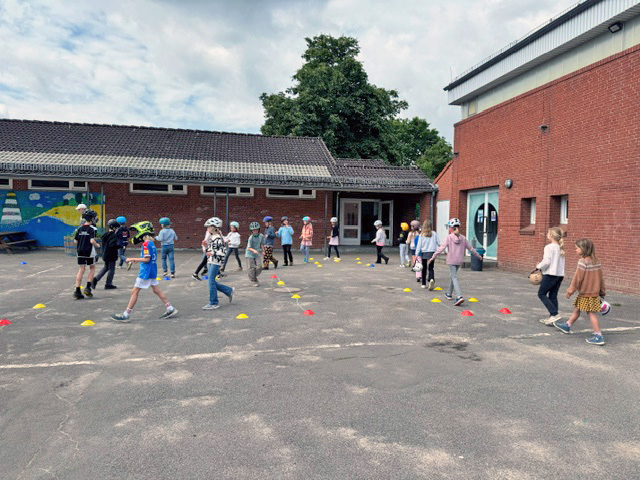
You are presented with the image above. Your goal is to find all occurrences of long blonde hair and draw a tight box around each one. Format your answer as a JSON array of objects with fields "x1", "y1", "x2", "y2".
[
  {"x1": 576, "y1": 238, "x2": 599, "y2": 264},
  {"x1": 548, "y1": 227, "x2": 565, "y2": 256},
  {"x1": 421, "y1": 219, "x2": 433, "y2": 237}
]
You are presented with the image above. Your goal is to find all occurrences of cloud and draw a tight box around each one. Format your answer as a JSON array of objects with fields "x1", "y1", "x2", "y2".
[
  {"x1": 29, "y1": 192, "x2": 40, "y2": 200},
  {"x1": 0, "y1": 0, "x2": 576, "y2": 143}
]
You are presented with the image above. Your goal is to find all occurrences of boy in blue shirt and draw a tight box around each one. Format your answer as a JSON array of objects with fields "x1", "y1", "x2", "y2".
[
  {"x1": 111, "y1": 221, "x2": 177, "y2": 322},
  {"x1": 276, "y1": 216, "x2": 294, "y2": 266}
]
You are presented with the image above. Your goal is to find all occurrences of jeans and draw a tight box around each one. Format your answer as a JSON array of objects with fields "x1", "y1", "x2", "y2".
[
  {"x1": 246, "y1": 257, "x2": 262, "y2": 282},
  {"x1": 538, "y1": 274, "x2": 564, "y2": 316},
  {"x1": 207, "y1": 264, "x2": 233, "y2": 306},
  {"x1": 117, "y1": 246, "x2": 127, "y2": 267},
  {"x1": 221, "y1": 247, "x2": 242, "y2": 271},
  {"x1": 95, "y1": 260, "x2": 116, "y2": 286},
  {"x1": 301, "y1": 245, "x2": 310, "y2": 262},
  {"x1": 399, "y1": 243, "x2": 409, "y2": 265},
  {"x1": 161, "y1": 244, "x2": 175, "y2": 273},
  {"x1": 327, "y1": 245, "x2": 340, "y2": 258},
  {"x1": 282, "y1": 244, "x2": 293, "y2": 265},
  {"x1": 421, "y1": 252, "x2": 435, "y2": 285},
  {"x1": 448, "y1": 265, "x2": 462, "y2": 298},
  {"x1": 376, "y1": 246, "x2": 388, "y2": 263}
]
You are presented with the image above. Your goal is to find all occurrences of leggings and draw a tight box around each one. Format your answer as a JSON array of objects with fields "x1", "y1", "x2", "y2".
[
  {"x1": 221, "y1": 247, "x2": 242, "y2": 271},
  {"x1": 376, "y1": 246, "x2": 389, "y2": 263},
  {"x1": 195, "y1": 254, "x2": 208, "y2": 275},
  {"x1": 327, "y1": 245, "x2": 340, "y2": 258},
  {"x1": 282, "y1": 244, "x2": 293, "y2": 264},
  {"x1": 421, "y1": 252, "x2": 435, "y2": 285}
]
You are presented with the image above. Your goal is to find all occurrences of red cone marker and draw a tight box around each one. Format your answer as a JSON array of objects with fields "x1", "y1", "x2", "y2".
[
  {"x1": 303, "y1": 310, "x2": 315, "y2": 316},
  {"x1": 499, "y1": 308, "x2": 512, "y2": 314},
  {"x1": 0, "y1": 318, "x2": 12, "y2": 325},
  {"x1": 461, "y1": 310, "x2": 474, "y2": 316}
]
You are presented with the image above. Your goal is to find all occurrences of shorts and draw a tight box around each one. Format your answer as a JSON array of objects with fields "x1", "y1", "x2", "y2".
[
  {"x1": 134, "y1": 277, "x2": 159, "y2": 289},
  {"x1": 77, "y1": 257, "x2": 95, "y2": 266}
]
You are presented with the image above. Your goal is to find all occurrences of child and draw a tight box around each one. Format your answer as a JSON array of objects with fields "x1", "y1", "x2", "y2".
[
  {"x1": 202, "y1": 217, "x2": 234, "y2": 310},
  {"x1": 398, "y1": 222, "x2": 410, "y2": 267},
  {"x1": 155, "y1": 217, "x2": 178, "y2": 278},
  {"x1": 262, "y1": 216, "x2": 279, "y2": 270},
  {"x1": 299, "y1": 216, "x2": 313, "y2": 263},
  {"x1": 220, "y1": 221, "x2": 242, "y2": 273},
  {"x1": 115, "y1": 216, "x2": 130, "y2": 268},
  {"x1": 415, "y1": 219, "x2": 440, "y2": 290},
  {"x1": 75, "y1": 203, "x2": 87, "y2": 224},
  {"x1": 427, "y1": 218, "x2": 482, "y2": 306},
  {"x1": 407, "y1": 220, "x2": 420, "y2": 269},
  {"x1": 73, "y1": 209, "x2": 100, "y2": 299},
  {"x1": 192, "y1": 226, "x2": 212, "y2": 281},
  {"x1": 537, "y1": 227, "x2": 566, "y2": 325},
  {"x1": 277, "y1": 216, "x2": 294, "y2": 266},
  {"x1": 92, "y1": 219, "x2": 120, "y2": 290},
  {"x1": 371, "y1": 220, "x2": 389, "y2": 264},
  {"x1": 111, "y1": 221, "x2": 177, "y2": 322},
  {"x1": 553, "y1": 238, "x2": 606, "y2": 345},
  {"x1": 413, "y1": 233, "x2": 422, "y2": 283},
  {"x1": 324, "y1": 217, "x2": 340, "y2": 260},
  {"x1": 246, "y1": 221, "x2": 264, "y2": 286}
]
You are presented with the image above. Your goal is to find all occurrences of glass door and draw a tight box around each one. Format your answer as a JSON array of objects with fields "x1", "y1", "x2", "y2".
[
  {"x1": 340, "y1": 200, "x2": 360, "y2": 245},
  {"x1": 467, "y1": 189, "x2": 499, "y2": 259},
  {"x1": 380, "y1": 200, "x2": 393, "y2": 246}
]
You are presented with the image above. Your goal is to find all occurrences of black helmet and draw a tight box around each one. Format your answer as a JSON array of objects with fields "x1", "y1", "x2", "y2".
[
  {"x1": 82, "y1": 209, "x2": 98, "y2": 222},
  {"x1": 107, "y1": 219, "x2": 121, "y2": 229}
]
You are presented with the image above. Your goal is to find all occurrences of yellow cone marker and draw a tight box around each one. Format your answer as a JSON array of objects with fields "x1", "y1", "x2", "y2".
[
  {"x1": 309, "y1": 257, "x2": 314, "y2": 261},
  {"x1": 236, "y1": 314, "x2": 248, "y2": 319},
  {"x1": 434, "y1": 287, "x2": 443, "y2": 291},
  {"x1": 403, "y1": 288, "x2": 412, "y2": 292},
  {"x1": 81, "y1": 320, "x2": 95, "y2": 326},
  {"x1": 277, "y1": 280, "x2": 285, "y2": 286},
  {"x1": 357, "y1": 261, "x2": 362, "y2": 264},
  {"x1": 157, "y1": 277, "x2": 163, "y2": 281},
  {"x1": 291, "y1": 294, "x2": 301, "y2": 299},
  {"x1": 366, "y1": 263, "x2": 371, "y2": 267},
  {"x1": 469, "y1": 298, "x2": 479, "y2": 302},
  {"x1": 334, "y1": 258, "x2": 341, "y2": 262},
  {"x1": 33, "y1": 304, "x2": 46, "y2": 309},
  {"x1": 317, "y1": 264, "x2": 323, "y2": 268},
  {"x1": 431, "y1": 298, "x2": 441, "y2": 303},
  {"x1": 314, "y1": 261, "x2": 319, "y2": 264},
  {"x1": 356, "y1": 257, "x2": 361, "y2": 260}
]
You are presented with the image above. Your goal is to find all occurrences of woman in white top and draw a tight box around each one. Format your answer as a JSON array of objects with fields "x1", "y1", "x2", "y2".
[
  {"x1": 536, "y1": 227, "x2": 566, "y2": 325},
  {"x1": 415, "y1": 219, "x2": 440, "y2": 290}
]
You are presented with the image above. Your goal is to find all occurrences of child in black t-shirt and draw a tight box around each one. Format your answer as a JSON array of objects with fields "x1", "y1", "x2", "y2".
[{"x1": 73, "y1": 210, "x2": 100, "y2": 299}]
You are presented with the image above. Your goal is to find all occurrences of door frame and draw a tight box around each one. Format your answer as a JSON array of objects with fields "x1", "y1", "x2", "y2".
[
  {"x1": 339, "y1": 198, "x2": 393, "y2": 246},
  {"x1": 466, "y1": 188, "x2": 499, "y2": 260}
]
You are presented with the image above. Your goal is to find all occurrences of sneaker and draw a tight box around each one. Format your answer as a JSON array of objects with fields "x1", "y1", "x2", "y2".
[
  {"x1": 252, "y1": 282, "x2": 260, "y2": 287},
  {"x1": 171, "y1": 273, "x2": 175, "y2": 278},
  {"x1": 273, "y1": 261, "x2": 278, "y2": 269},
  {"x1": 454, "y1": 296, "x2": 465, "y2": 306},
  {"x1": 91, "y1": 278, "x2": 98, "y2": 289},
  {"x1": 105, "y1": 285, "x2": 117, "y2": 290},
  {"x1": 416, "y1": 278, "x2": 420, "y2": 283},
  {"x1": 192, "y1": 273, "x2": 201, "y2": 281},
  {"x1": 159, "y1": 307, "x2": 178, "y2": 319},
  {"x1": 127, "y1": 262, "x2": 133, "y2": 271},
  {"x1": 428, "y1": 279, "x2": 435, "y2": 291},
  {"x1": 553, "y1": 321, "x2": 572, "y2": 334},
  {"x1": 444, "y1": 293, "x2": 453, "y2": 301},
  {"x1": 540, "y1": 315, "x2": 561, "y2": 326},
  {"x1": 202, "y1": 304, "x2": 220, "y2": 310},
  {"x1": 73, "y1": 290, "x2": 84, "y2": 300},
  {"x1": 586, "y1": 333, "x2": 605, "y2": 346},
  {"x1": 162, "y1": 271, "x2": 168, "y2": 277},
  {"x1": 237, "y1": 267, "x2": 243, "y2": 271},
  {"x1": 324, "y1": 257, "x2": 330, "y2": 261},
  {"x1": 83, "y1": 287, "x2": 93, "y2": 298},
  {"x1": 384, "y1": 258, "x2": 389, "y2": 264},
  {"x1": 228, "y1": 287, "x2": 235, "y2": 304},
  {"x1": 111, "y1": 313, "x2": 130, "y2": 323},
  {"x1": 283, "y1": 263, "x2": 289, "y2": 267},
  {"x1": 400, "y1": 264, "x2": 406, "y2": 268},
  {"x1": 421, "y1": 285, "x2": 427, "y2": 289}
]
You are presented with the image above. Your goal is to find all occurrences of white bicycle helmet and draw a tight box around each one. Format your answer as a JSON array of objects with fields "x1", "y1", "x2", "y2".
[
  {"x1": 230, "y1": 221, "x2": 240, "y2": 229},
  {"x1": 448, "y1": 218, "x2": 461, "y2": 227},
  {"x1": 204, "y1": 217, "x2": 223, "y2": 228},
  {"x1": 412, "y1": 263, "x2": 423, "y2": 272},
  {"x1": 330, "y1": 217, "x2": 338, "y2": 223},
  {"x1": 373, "y1": 220, "x2": 383, "y2": 226}
]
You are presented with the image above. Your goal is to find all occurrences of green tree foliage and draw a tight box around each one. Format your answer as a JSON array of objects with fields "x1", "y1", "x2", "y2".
[
  {"x1": 416, "y1": 137, "x2": 453, "y2": 179},
  {"x1": 260, "y1": 34, "x2": 452, "y2": 179}
]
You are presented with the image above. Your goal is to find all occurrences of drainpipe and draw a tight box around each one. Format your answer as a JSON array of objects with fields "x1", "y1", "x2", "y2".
[
  {"x1": 430, "y1": 185, "x2": 438, "y2": 224},
  {"x1": 323, "y1": 191, "x2": 328, "y2": 254},
  {"x1": 226, "y1": 188, "x2": 229, "y2": 230}
]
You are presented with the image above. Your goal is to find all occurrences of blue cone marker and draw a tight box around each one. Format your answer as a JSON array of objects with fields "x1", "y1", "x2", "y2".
[
  {"x1": 202, "y1": 275, "x2": 208, "y2": 280},
  {"x1": 20, "y1": 262, "x2": 27, "y2": 265},
  {"x1": 370, "y1": 264, "x2": 375, "y2": 267}
]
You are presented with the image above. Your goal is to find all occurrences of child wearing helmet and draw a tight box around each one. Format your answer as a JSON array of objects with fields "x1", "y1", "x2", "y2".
[
  {"x1": 324, "y1": 217, "x2": 340, "y2": 260},
  {"x1": 414, "y1": 219, "x2": 440, "y2": 290},
  {"x1": 220, "y1": 221, "x2": 242, "y2": 273},
  {"x1": 73, "y1": 209, "x2": 100, "y2": 299},
  {"x1": 407, "y1": 220, "x2": 421, "y2": 269},
  {"x1": 427, "y1": 218, "x2": 483, "y2": 306},
  {"x1": 92, "y1": 219, "x2": 120, "y2": 290},
  {"x1": 398, "y1": 222, "x2": 410, "y2": 267},
  {"x1": 299, "y1": 216, "x2": 313, "y2": 263},
  {"x1": 111, "y1": 221, "x2": 177, "y2": 322},
  {"x1": 262, "y1": 216, "x2": 279, "y2": 270},
  {"x1": 277, "y1": 216, "x2": 294, "y2": 266},
  {"x1": 115, "y1": 216, "x2": 130, "y2": 268},
  {"x1": 246, "y1": 221, "x2": 264, "y2": 286},
  {"x1": 371, "y1": 220, "x2": 389, "y2": 264},
  {"x1": 155, "y1": 217, "x2": 178, "y2": 278},
  {"x1": 202, "y1": 217, "x2": 235, "y2": 310}
]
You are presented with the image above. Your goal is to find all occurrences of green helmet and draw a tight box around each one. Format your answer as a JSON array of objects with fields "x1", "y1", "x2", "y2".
[
  {"x1": 249, "y1": 221, "x2": 260, "y2": 231},
  {"x1": 129, "y1": 221, "x2": 155, "y2": 244}
]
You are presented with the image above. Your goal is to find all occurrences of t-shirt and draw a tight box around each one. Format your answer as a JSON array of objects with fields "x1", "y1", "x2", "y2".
[
  {"x1": 138, "y1": 241, "x2": 158, "y2": 280},
  {"x1": 75, "y1": 224, "x2": 97, "y2": 258},
  {"x1": 116, "y1": 226, "x2": 130, "y2": 247},
  {"x1": 245, "y1": 233, "x2": 264, "y2": 258}
]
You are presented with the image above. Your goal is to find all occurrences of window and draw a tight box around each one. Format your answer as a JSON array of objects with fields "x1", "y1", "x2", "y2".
[
  {"x1": 560, "y1": 195, "x2": 568, "y2": 224},
  {"x1": 520, "y1": 197, "x2": 536, "y2": 230},
  {"x1": 266, "y1": 188, "x2": 316, "y2": 199},
  {"x1": 530, "y1": 198, "x2": 536, "y2": 225},
  {"x1": 200, "y1": 185, "x2": 254, "y2": 197},
  {"x1": 0, "y1": 178, "x2": 12, "y2": 189},
  {"x1": 130, "y1": 183, "x2": 187, "y2": 194},
  {"x1": 468, "y1": 98, "x2": 478, "y2": 116},
  {"x1": 29, "y1": 179, "x2": 87, "y2": 191}
]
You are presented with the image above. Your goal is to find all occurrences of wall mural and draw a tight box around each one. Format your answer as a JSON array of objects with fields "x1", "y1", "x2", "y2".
[{"x1": 0, "y1": 191, "x2": 103, "y2": 246}]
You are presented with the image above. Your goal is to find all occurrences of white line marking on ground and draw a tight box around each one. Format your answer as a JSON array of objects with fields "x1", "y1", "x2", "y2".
[{"x1": 25, "y1": 265, "x2": 63, "y2": 278}]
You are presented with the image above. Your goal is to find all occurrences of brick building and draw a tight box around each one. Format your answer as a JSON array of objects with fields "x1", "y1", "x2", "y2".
[
  {"x1": 437, "y1": 0, "x2": 640, "y2": 294},
  {"x1": 0, "y1": 119, "x2": 434, "y2": 250}
]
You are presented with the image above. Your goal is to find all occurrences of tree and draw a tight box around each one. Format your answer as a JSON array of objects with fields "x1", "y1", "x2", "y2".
[
  {"x1": 385, "y1": 117, "x2": 441, "y2": 167},
  {"x1": 416, "y1": 137, "x2": 453, "y2": 179}
]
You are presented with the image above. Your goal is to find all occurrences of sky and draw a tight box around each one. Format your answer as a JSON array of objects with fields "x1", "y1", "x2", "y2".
[{"x1": 0, "y1": 0, "x2": 578, "y2": 144}]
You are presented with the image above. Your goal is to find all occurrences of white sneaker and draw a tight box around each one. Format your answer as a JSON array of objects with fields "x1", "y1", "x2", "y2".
[
  {"x1": 400, "y1": 264, "x2": 406, "y2": 268},
  {"x1": 541, "y1": 315, "x2": 561, "y2": 325},
  {"x1": 323, "y1": 257, "x2": 330, "y2": 261},
  {"x1": 421, "y1": 285, "x2": 426, "y2": 289}
]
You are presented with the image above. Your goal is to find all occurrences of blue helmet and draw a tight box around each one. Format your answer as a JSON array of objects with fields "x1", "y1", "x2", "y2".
[
  {"x1": 159, "y1": 217, "x2": 171, "y2": 226},
  {"x1": 116, "y1": 216, "x2": 127, "y2": 224},
  {"x1": 263, "y1": 216, "x2": 272, "y2": 223}
]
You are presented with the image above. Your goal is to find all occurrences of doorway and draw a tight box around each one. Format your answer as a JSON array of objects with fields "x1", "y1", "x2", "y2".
[
  {"x1": 466, "y1": 189, "x2": 499, "y2": 259},
  {"x1": 340, "y1": 198, "x2": 393, "y2": 246}
]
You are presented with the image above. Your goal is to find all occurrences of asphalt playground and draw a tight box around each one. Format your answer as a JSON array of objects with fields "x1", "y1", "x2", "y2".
[{"x1": 1, "y1": 249, "x2": 639, "y2": 479}]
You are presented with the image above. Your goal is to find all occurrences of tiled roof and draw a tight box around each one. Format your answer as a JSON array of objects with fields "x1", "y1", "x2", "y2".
[{"x1": 0, "y1": 119, "x2": 434, "y2": 192}]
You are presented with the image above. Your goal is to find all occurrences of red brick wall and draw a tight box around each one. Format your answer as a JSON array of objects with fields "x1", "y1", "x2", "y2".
[{"x1": 436, "y1": 45, "x2": 640, "y2": 294}]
